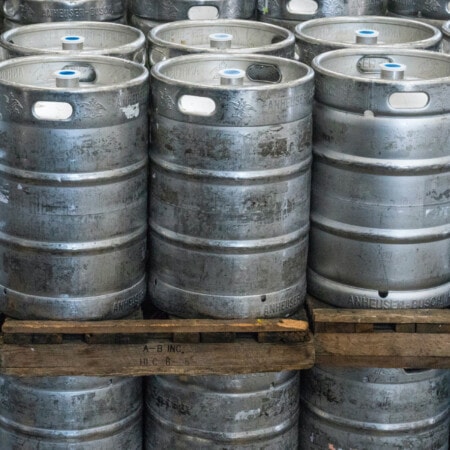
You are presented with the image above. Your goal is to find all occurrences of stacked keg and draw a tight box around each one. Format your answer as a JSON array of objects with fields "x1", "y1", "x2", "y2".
[
  {"x1": 146, "y1": 50, "x2": 314, "y2": 447},
  {"x1": 0, "y1": 52, "x2": 148, "y2": 447},
  {"x1": 257, "y1": 0, "x2": 387, "y2": 31},
  {"x1": 128, "y1": 0, "x2": 257, "y2": 36},
  {"x1": 387, "y1": 0, "x2": 449, "y2": 27},
  {"x1": 444, "y1": 21, "x2": 450, "y2": 52},
  {"x1": 2, "y1": 0, "x2": 127, "y2": 30}
]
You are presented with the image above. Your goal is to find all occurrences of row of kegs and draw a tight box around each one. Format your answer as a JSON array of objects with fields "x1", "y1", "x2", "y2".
[{"x1": 0, "y1": 0, "x2": 447, "y2": 449}]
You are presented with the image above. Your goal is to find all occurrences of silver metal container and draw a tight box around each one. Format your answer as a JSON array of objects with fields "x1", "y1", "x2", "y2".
[
  {"x1": 299, "y1": 367, "x2": 450, "y2": 449},
  {"x1": 149, "y1": 54, "x2": 314, "y2": 319},
  {"x1": 0, "y1": 55, "x2": 148, "y2": 319},
  {"x1": 257, "y1": 13, "x2": 299, "y2": 32},
  {"x1": 145, "y1": 371, "x2": 299, "y2": 449},
  {"x1": 257, "y1": 0, "x2": 386, "y2": 22},
  {"x1": 148, "y1": 19, "x2": 296, "y2": 66},
  {"x1": 0, "y1": 21, "x2": 145, "y2": 63},
  {"x1": 387, "y1": 0, "x2": 419, "y2": 16},
  {"x1": 308, "y1": 48, "x2": 450, "y2": 309},
  {"x1": 3, "y1": 0, "x2": 125, "y2": 24},
  {"x1": 295, "y1": 16, "x2": 442, "y2": 65},
  {"x1": 130, "y1": 0, "x2": 256, "y2": 21},
  {"x1": 419, "y1": 0, "x2": 450, "y2": 20},
  {"x1": 386, "y1": 10, "x2": 447, "y2": 28},
  {"x1": 0, "y1": 375, "x2": 143, "y2": 449},
  {"x1": 444, "y1": 20, "x2": 450, "y2": 52}
]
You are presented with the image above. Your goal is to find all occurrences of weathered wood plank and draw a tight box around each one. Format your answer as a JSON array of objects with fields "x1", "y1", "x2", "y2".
[
  {"x1": 2, "y1": 318, "x2": 309, "y2": 335},
  {"x1": 315, "y1": 333, "x2": 450, "y2": 368},
  {"x1": 0, "y1": 337, "x2": 315, "y2": 377}
]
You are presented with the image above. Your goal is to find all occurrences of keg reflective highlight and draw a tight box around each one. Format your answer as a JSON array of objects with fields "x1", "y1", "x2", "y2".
[
  {"x1": 148, "y1": 19, "x2": 296, "y2": 65},
  {"x1": 295, "y1": 16, "x2": 442, "y2": 65},
  {"x1": 145, "y1": 372, "x2": 299, "y2": 449},
  {"x1": 308, "y1": 49, "x2": 450, "y2": 308},
  {"x1": 0, "y1": 376, "x2": 143, "y2": 449},
  {"x1": 0, "y1": 55, "x2": 148, "y2": 319},
  {"x1": 150, "y1": 54, "x2": 313, "y2": 318},
  {"x1": 299, "y1": 367, "x2": 450, "y2": 449},
  {"x1": 0, "y1": 21, "x2": 146, "y2": 63}
]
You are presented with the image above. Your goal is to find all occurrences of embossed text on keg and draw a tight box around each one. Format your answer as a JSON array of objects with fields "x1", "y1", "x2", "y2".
[
  {"x1": 41, "y1": 6, "x2": 115, "y2": 19},
  {"x1": 263, "y1": 296, "x2": 298, "y2": 317}
]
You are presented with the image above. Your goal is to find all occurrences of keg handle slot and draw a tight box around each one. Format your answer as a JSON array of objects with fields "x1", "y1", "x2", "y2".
[
  {"x1": 388, "y1": 92, "x2": 429, "y2": 110},
  {"x1": 187, "y1": 5, "x2": 219, "y2": 20},
  {"x1": 178, "y1": 95, "x2": 216, "y2": 116},
  {"x1": 246, "y1": 63, "x2": 282, "y2": 84},
  {"x1": 286, "y1": 0, "x2": 319, "y2": 16},
  {"x1": 32, "y1": 101, "x2": 74, "y2": 121}
]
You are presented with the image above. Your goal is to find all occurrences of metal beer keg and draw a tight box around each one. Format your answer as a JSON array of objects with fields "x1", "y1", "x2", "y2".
[
  {"x1": 0, "y1": 55, "x2": 148, "y2": 319},
  {"x1": 148, "y1": 19, "x2": 296, "y2": 66},
  {"x1": 0, "y1": 376, "x2": 143, "y2": 449},
  {"x1": 295, "y1": 16, "x2": 442, "y2": 65},
  {"x1": 308, "y1": 48, "x2": 450, "y2": 309},
  {"x1": 299, "y1": 367, "x2": 450, "y2": 449},
  {"x1": 145, "y1": 372, "x2": 299, "y2": 449},
  {"x1": 0, "y1": 21, "x2": 145, "y2": 63},
  {"x1": 149, "y1": 54, "x2": 313, "y2": 318}
]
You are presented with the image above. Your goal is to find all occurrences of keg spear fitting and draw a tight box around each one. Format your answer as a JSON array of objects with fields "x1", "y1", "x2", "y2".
[
  {"x1": 61, "y1": 36, "x2": 85, "y2": 50},
  {"x1": 209, "y1": 33, "x2": 233, "y2": 49},
  {"x1": 355, "y1": 29, "x2": 379, "y2": 44}
]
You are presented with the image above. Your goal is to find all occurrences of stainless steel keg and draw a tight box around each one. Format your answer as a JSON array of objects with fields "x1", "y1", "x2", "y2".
[
  {"x1": 149, "y1": 54, "x2": 313, "y2": 319},
  {"x1": 295, "y1": 16, "x2": 442, "y2": 65},
  {"x1": 129, "y1": 0, "x2": 256, "y2": 21},
  {"x1": 387, "y1": 0, "x2": 419, "y2": 16},
  {"x1": 0, "y1": 55, "x2": 148, "y2": 319},
  {"x1": 0, "y1": 376, "x2": 143, "y2": 449},
  {"x1": 148, "y1": 19, "x2": 296, "y2": 66},
  {"x1": 145, "y1": 372, "x2": 299, "y2": 449},
  {"x1": 444, "y1": 20, "x2": 450, "y2": 52},
  {"x1": 419, "y1": 0, "x2": 450, "y2": 20},
  {"x1": 0, "y1": 21, "x2": 145, "y2": 63},
  {"x1": 308, "y1": 48, "x2": 450, "y2": 309},
  {"x1": 257, "y1": 0, "x2": 386, "y2": 22},
  {"x1": 299, "y1": 367, "x2": 450, "y2": 449},
  {"x1": 129, "y1": 14, "x2": 161, "y2": 36},
  {"x1": 3, "y1": 0, "x2": 125, "y2": 24}
]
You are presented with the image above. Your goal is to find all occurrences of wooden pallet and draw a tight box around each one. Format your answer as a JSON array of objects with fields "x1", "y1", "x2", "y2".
[
  {"x1": 0, "y1": 317, "x2": 314, "y2": 377},
  {"x1": 308, "y1": 296, "x2": 450, "y2": 369}
]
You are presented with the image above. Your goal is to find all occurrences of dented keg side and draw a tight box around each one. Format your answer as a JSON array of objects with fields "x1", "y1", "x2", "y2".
[
  {"x1": 3, "y1": 0, "x2": 125, "y2": 24},
  {"x1": 308, "y1": 48, "x2": 450, "y2": 308},
  {"x1": 257, "y1": 0, "x2": 386, "y2": 21},
  {"x1": 295, "y1": 16, "x2": 442, "y2": 65},
  {"x1": 130, "y1": 0, "x2": 256, "y2": 21},
  {"x1": 299, "y1": 367, "x2": 450, "y2": 449},
  {"x1": 0, "y1": 376, "x2": 143, "y2": 449},
  {"x1": 145, "y1": 372, "x2": 299, "y2": 449},
  {"x1": 0, "y1": 55, "x2": 149, "y2": 319},
  {"x1": 149, "y1": 54, "x2": 314, "y2": 318},
  {"x1": 0, "y1": 22, "x2": 146, "y2": 64},
  {"x1": 147, "y1": 20, "x2": 295, "y2": 66}
]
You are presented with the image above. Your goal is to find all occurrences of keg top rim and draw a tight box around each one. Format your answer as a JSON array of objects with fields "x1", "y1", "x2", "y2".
[
  {"x1": 295, "y1": 15, "x2": 442, "y2": 48},
  {"x1": 151, "y1": 53, "x2": 314, "y2": 89},
  {"x1": 0, "y1": 55, "x2": 148, "y2": 90},
  {"x1": 312, "y1": 48, "x2": 450, "y2": 84},
  {"x1": 0, "y1": 21, "x2": 146, "y2": 56},
  {"x1": 443, "y1": 20, "x2": 450, "y2": 35},
  {"x1": 149, "y1": 19, "x2": 295, "y2": 53}
]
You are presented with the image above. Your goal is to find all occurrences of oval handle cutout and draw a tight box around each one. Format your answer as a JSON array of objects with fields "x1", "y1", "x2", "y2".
[
  {"x1": 188, "y1": 6, "x2": 219, "y2": 19},
  {"x1": 178, "y1": 95, "x2": 216, "y2": 116},
  {"x1": 287, "y1": 0, "x2": 318, "y2": 15},
  {"x1": 246, "y1": 63, "x2": 282, "y2": 84},
  {"x1": 32, "y1": 102, "x2": 73, "y2": 121},
  {"x1": 388, "y1": 92, "x2": 429, "y2": 110}
]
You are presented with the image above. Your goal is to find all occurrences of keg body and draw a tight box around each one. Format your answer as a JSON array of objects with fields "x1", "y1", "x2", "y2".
[
  {"x1": 0, "y1": 55, "x2": 148, "y2": 319},
  {"x1": 387, "y1": 0, "x2": 419, "y2": 15},
  {"x1": 0, "y1": 376, "x2": 143, "y2": 449},
  {"x1": 130, "y1": 0, "x2": 256, "y2": 21},
  {"x1": 444, "y1": 21, "x2": 450, "y2": 52},
  {"x1": 149, "y1": 54, "x2": 313, "y2": 318},
  {"x1": 299, "y1": 367, "x2": 450, "y2": 449},
  {"x1": 0, "y1": 22, "x2": 146, "y2": 63},
  {"x1": 419, "y1": 0, "x2": 450, "y2": 20},
  {"x1": 145, "y1": 372, "x2": 299, "y2": 449},
  {"x1": 257, "y1": 0, "x2": 386, "y2": 22},
  {"x1": 308, "y1": 49, "x2": 450, "y2": 308},
  {"x1": 3, "y1": 0, "x2": 125, "y2": 24},
  {"x1": 295, "y1": 16, "x2": 442, "y2": 65},
  {"x1": 148, "y1": 20, "x2": 296, "y2": 65}
]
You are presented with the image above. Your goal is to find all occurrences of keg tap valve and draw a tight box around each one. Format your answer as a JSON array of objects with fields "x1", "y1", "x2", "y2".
[
  {"x1": 355, "y1": 29, "x2": 379, "y2": 44},
  {"x1": 380, "y1": 62, "x2": 406, "y2": 80},
  {"x1": 219, "y1": 68, "x2": 245, "y2": 86},
  {"x1": 209, "y1": 33, "x2": 233, "y2": 49},
  {"x1": 55, "y1": 69, "x2": 81, "y2": 88},
  {"x1": 61, "y1": 36, "x2": 85, "y2": 50}
]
